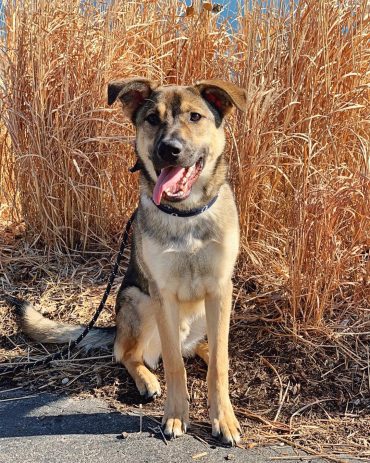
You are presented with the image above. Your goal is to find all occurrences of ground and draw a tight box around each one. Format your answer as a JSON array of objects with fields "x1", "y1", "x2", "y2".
[
  {"x1": 0, "y1": 222, "x2": 369, "y2": 462},
  {"x1": 0, "y1": 389, "x2": 362, "y2": 463}
]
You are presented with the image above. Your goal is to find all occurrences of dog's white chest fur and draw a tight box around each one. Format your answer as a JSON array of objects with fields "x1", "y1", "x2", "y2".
[
  {"x1": 141, "y1": 201, "x2": 238, "y2": 302},
  {"x1": 142, "y1": 220, "x2": 219, "y2": 301}
]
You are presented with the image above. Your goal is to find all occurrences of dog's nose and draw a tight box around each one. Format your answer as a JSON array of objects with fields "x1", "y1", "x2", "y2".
[{"x1": 157, "y1": 140, "x2": 183, "y2": 163}]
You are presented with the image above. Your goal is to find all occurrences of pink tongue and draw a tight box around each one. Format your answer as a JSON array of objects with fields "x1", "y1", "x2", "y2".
[{"x1": 153, "y1": 166, "x2": 186, "y2": 205}]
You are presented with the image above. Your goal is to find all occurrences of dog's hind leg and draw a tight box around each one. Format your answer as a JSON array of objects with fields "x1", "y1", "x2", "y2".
[
  {"x1": 114, "y1": 287, "x2": 161, "y2": 399},
  {"x1": 195, "y1": 341, "x2": 209, "y2": 365}
]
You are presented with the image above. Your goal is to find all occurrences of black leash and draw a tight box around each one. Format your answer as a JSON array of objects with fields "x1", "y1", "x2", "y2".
[{"x1": 1, "y1": 209, "x2": 137, "y2": 375}]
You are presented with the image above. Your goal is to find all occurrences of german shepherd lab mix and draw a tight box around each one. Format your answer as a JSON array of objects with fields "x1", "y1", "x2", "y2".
[{"x1": 10, "y1": 78, "x2": 247, "y2": 445}]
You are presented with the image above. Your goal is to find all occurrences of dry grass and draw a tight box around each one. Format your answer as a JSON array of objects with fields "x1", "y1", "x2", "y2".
[
  {"x1": 0, "y1": 0, "x2": 369, "y2": 459},
  {"x1": 1, "y1": 0, "x2": 369, "y2": 328}
]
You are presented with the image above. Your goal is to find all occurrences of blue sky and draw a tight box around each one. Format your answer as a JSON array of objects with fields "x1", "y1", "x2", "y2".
[
  {"x1": 184, "y1": 0, "x2": 240, "y2": 18},
  {"x1": 0, "y1": 1, "x2": 292, "y2": 32},
  {"x1": 182, "y1": 1, "x2": 292, "y2": 26}
]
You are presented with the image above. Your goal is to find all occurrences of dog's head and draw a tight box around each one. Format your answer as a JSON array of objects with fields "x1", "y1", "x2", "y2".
[{"x1": 108, "y1": 78, "x2": 246, "y2": 205}]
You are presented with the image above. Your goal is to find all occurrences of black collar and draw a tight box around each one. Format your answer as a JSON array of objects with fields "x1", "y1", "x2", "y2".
[{"x1": 152, "y1": 195, "x2": 218, "y2": 217}]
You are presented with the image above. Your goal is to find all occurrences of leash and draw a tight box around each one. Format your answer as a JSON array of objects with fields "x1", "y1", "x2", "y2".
[{"x1": 1, "y1": 209, "x2": 137, "y2": 375}]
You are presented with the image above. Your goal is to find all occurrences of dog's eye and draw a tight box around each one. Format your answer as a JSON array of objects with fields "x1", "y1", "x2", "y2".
[
  {"x1": 145, "y1": 114, "x2": 160, "y2": 126},
  {"x1": 190, "y1": 112, "x2": 202, "y2": 122}
]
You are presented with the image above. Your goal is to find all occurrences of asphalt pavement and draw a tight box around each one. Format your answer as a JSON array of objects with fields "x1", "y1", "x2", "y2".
[{"x1": 0, "y1": 389, "x2": 358, "y2": 463}]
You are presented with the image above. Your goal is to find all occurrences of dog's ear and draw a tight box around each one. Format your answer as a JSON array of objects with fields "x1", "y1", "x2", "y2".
[
  {"x1": 107, "y1": 78, "x2": 159, "y2": 121},
  {"x1": 194, "y1": 79, "x2": 247, "y2": 117}
]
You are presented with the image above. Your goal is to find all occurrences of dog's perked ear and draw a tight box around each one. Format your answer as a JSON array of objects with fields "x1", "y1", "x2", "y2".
[
  {"x1": 107, "y1": 78, "x2": 159, "y2": 121},
  {"x1": 194, "y1": 79, "x2": 247, "y2": 118}
]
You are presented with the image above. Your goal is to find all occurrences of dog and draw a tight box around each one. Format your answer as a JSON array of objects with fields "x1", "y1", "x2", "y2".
[{"x1": 8, "y1": 78, "x2": 247, "y2": 445}]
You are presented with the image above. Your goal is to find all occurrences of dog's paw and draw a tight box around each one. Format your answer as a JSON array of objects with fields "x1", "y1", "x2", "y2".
[
  {"x1": 163, "y1": 417, "x2": 188, "y2": 438},
  {"x1": 209, "y1": 400, "x2": 241, "y2": 446},
  {"x1": 162, "y1": 396, "x2": 189, "y2": 438},
  {"x1": 135, "y1": 370, "x2": 161, "y2": 399}
]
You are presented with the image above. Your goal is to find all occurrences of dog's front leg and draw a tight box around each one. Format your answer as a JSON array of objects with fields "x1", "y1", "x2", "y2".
[
  {"x1": 155, "y1": 291, "x2": 189, "y2": 438},
  {"x1": 205, "y1": 280, "x2": 241, "y2": 445}
]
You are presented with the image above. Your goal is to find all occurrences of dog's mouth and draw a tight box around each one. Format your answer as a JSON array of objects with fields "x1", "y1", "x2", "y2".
[{"x1": 152, "y1": 158, "x2": 204, "y2": 205}]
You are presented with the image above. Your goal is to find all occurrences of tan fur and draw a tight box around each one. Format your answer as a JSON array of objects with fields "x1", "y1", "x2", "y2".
[
  {"x1": 195, "y1": 341, "x2": 209, "y2": 364},
  {"x1": 109, "y1": 78, "x2": 245, "y2": 444},
  {"x1": 21, "y1": 303, "x2": 85, "y2": 343},
  {"x1": 17, "y1": 302, "x2": 115, "y2": 349},
  {"x1": 16, "y1": 78, "x2": 246, "y2": 446},
  {"x1": 195, "y1": 79, "x2": 247, "y2": 113}
]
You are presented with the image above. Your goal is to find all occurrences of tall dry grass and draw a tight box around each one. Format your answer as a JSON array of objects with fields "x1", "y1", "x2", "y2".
[{"x1": 0, "y1": 0, "x2": 369, "y2": 327}]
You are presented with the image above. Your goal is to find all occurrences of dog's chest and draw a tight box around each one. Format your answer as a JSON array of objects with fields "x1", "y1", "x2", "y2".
[{"x1": 142, "y1": 222, "x2": 222, "y2": 301}]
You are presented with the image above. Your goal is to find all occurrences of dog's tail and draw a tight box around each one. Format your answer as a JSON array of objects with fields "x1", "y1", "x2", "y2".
[{"x1": 4, "y1": 295, "x2": 115, "y2": 350}]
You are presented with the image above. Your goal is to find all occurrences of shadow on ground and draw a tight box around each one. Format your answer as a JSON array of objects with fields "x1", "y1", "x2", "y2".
[{"x1": 0, "y1": 390, "x2": 144, "y2": 439}]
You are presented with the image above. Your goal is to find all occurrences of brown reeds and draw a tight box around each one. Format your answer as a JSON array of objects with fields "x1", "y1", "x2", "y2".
[{"x1": 0, "y1": 0, "x2": 369, "y2": 328}]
